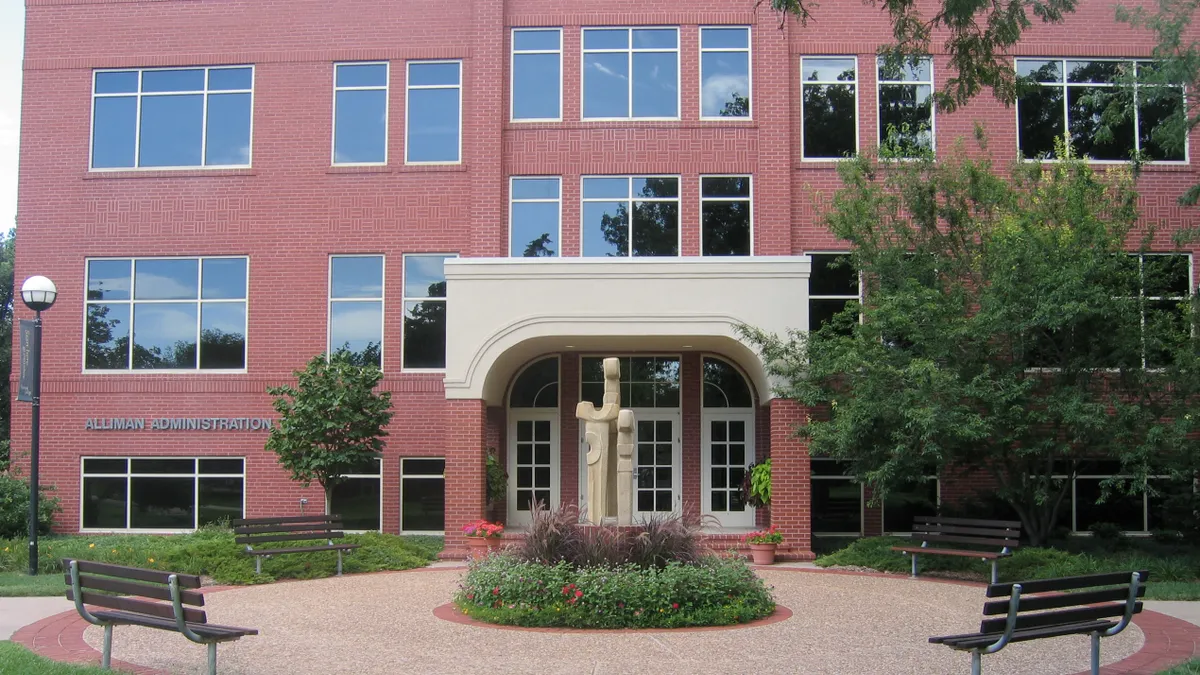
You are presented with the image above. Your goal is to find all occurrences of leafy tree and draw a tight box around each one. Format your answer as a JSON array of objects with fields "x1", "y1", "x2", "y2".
[
  {"x1": 403, "y1": 281, "x2": 446, "y2": 368},
  {"x1": 0, "y1": 228, "x2": 12, "y2": 467},
  {"x1": 265, "y1": 352, "x2": 393, "y2": 509},
  {"x1": 742, "y1": 142, "x2": 1200, "y2": 546},
  {"x1": 599, "y1": 178, "x2": 680, "y2": 256},
  {"x1": 522, "y1": 233, "x2": 556, "y2": 258}
]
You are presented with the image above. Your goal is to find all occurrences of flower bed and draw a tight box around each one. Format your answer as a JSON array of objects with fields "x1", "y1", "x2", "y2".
[{"x1": 454, "y1": 555, "x2": 775, "y2": 629}]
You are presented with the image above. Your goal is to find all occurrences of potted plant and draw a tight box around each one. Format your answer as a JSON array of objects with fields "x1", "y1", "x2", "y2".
[
  {"x1": 485, "y1": 447, "x2": 508, "y2": 522},
  {"x1": 742, "y1": 525, "x2": 783, "y2": 565},
  {"x1": 740, "y1": 458, "x2": 772, "y2": 508},
  {"x1": 463, "y1": 519, "x2": 505, "y2": 559}
]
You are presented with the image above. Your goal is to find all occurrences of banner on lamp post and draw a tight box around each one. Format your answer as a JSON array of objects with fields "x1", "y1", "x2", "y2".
[{"x1": 17, "y1": 319, "x2": 37, "y2": 403}]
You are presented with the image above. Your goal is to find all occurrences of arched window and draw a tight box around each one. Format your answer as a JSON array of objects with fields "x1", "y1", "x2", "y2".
[
  {"x1": 702, "y1": 357, "x2": 753, "y2": 408},
  {"x1": 510, "y1": 357, "x2": 559, "y2": 408}
]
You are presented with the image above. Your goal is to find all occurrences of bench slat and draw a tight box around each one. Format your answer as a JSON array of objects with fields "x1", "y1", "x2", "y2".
[
  {"x1": 986, "y1": 570, "x2": 1150, "y2": 597},
  {"x1": 938, "y1": 620, "x2": 1117, "y2": 649},
  {"x1": 233, "y1": 522, "x2": 344, "y2": 536},
  {"x1": 979, "y1": 602, "x2": 1142, "y2": 634},
  {"x1": 914, "y1": 515, "x2": 1023, "y2": 529},
  {"x1": 67, "y1": 588, "x2": 207, "y2": 624},
  {"x1": 913, "y1": 524, "x2": 1021, "y2": 538},
  {"x1": 893, "y1": 547, "x2": 1005, "y2": 559},
  {"x1": 91, "y1": 610, "x2": 258, "y2": 640},
  {"x1": 236, "y1": 531, "x2": 347, "y2": 545},
  {"x1": 245, "y1": 544, "x2": 361, "y2": 556},
  {"x1": 64, "y1": 560, "x2": 202, "y2": 589},
  {"x1": 982, "y1": 585, "x2": 1146, "y2": 615},
  {"x1": 64, "y1": 573, "x2": 205, "y2": 606},
  {"x1": 232, "y1": 515, "x2": 340, "y2": 526},
  {"x1": 918, "y1": 533, "x2": 1019, "y2": 549}
]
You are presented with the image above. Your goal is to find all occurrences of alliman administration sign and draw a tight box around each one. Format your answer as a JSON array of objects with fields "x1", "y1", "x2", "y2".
[
  {"x1": 17, "y1": 319, "x2": 36, "y2": 403},
  {"x1": 84, "y1": 417, "x2": 275, "y2": 431}
]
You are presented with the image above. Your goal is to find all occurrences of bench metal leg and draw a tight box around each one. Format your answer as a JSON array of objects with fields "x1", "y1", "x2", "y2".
[
  {"x1": 1090, "y1": 632, "x2": 1100, "y2": 675},
  {"x1": 255, "y1": 556, "x2": 262, "y2": 575},
  {"x1": 208, "y1": 642, "x2": 217, "y2": 675},
  {"x1": 971, "y1": 649, "x2": 982, "y2": 675},
  {"x1": 337, "y1": 549, "x2": 343, "y2": 576},
  {"x1": 990, "y1": 559, "x2": 999, "y2": 584},
  {"x1": 101, "y1": 624, "x2": 112, "y2": 669},
  {"x1": 911, "y1": 553, "x2": 918, "y2": 578}
]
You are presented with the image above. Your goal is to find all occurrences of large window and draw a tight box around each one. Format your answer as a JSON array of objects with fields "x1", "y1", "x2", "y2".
[
  {"x1": 1016, "y1": 59, "x2": 1185, "y2": 161},
  {"x1": 580, "y1": 356, "x2": 680, "y2": 408},
  {"x1": 82, "y1": 457, "x2": 244, "y2": 531},
  {"x1": 333, "y1": 62, "x2": 388, "y2": 165},
  {"x1": 583, "y1": 28, "x2": 679, "y2": 119},
  {"x1": 403, "y1": 254, "x2": 454, "y2": 369},
  {"x1": 406, "y1": 61, "x2": 461, "y2": 163},
  {"x1": 329, "y1": 255, "x2": 383, "y2": 367},
  {"x1": 329, "y1": 457, "x2": 381, "y2": 531},
  {"x1": 701, "y1": 176, "x2": 751, "y2": 256},
  {"x1": 1132, "y1": 253, "x2": 1192, "y2": 367},
  {"x1": 877, "y1": 57, "x2": 933, "y2": 157},
  {"x1": 91, "y1": 66, "x2": 253, "y2": 169},
  {"x1": 700, "y1": 27, "x2": 750, "y2": 118},
  {"x1": 807, "y1": 253, "x2": 860, "y2": 333},
  {"x1": 86, "y1": 257, "x2": 248, "y2": 371},
  {"x1": 801, "y1": 57, "x2": 857, "y2": 159},
  {"x1": 401, "y1": 458, "x2": 446, "y2": 533},
  {"x1": 812, "y1": 459, "x2": 862, "y2": 535},
  {"x1": 510, "y1": 177, "x2": 561, "y2": 257},
  {"x1": 1055, "y1": 461, "x2": 1191, "y2": 533},
  {"x1": 512, "y1": 29, "x2": 562, "y2": 121},
  {"x1": 582, "y1": 176, "x2": 679, "y2": 257}
]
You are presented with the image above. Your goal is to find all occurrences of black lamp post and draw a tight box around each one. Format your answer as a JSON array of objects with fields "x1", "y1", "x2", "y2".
[{"x1": 21, "y1": 275, "x2": 57, "y2": 576}]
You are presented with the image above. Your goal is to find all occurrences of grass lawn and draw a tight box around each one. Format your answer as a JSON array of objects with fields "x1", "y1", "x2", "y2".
[
  {"x1": 0, "y1": 572, "x2": 63, "y2": 597},
  {"x1": 1159, "y1": 659, "x2": 1200, "y2": 674},
  {"x1": 0, "y1": 642, "x2": 111, "y2": 675}
]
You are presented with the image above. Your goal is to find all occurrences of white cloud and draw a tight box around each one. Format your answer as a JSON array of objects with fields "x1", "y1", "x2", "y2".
[{"x1": 702, "y1": 74, "x2": 749, "y2": 116}]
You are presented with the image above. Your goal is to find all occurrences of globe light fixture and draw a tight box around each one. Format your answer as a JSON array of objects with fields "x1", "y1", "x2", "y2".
[
  {"x1": 19, "y1": 275, "x2": 56, "y2": 576},
  {"x1": 20, "y1": 275, "x2": 58, "y2": 312}
]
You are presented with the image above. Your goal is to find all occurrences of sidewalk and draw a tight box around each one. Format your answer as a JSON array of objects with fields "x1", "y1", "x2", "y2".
[
  {"x1": 0, "y1": 596, "x2": 73, "y2": 640},
  {"x1": 1146, "y1": 601, "x2": 1200, "y2": 629}
]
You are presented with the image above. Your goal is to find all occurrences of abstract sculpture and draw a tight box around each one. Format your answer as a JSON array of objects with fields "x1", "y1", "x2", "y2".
[{"x1": 575, "y1": 357, "x2": 636, "y2": 525}]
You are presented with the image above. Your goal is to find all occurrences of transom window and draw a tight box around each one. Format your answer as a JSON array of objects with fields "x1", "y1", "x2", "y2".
[
  {"x1": 702, "y1": 357, "x2": 753, "y2": 408},
  {"x1": 1016, "y1": 59, "x2": 1185, "y2": 162},
  {"x1": 85, "y1": 257, "x2": 248, "y2": 371},
  {"x1": 333, "y1": 63, "x2": 388, "y2": 165},
  {"x1": 512, "y1": 29, "x2": 562, "y2": 121},
  {"x1": 329, "y1": 255, "x2": 383, "y2": 367},
  {"x1": 510, "y1": 177, "x2": 561, "y2": 257},
  {"x1": 82, "y1": 457, "x2": 244, "y2": 531},
  {"x1": 510, "y1": 357, "x2": 560, "y2": 408},
  {"x1": 801, "y1": 57, "x2": 858, "y2": 159},
  {"x1": 700, "y1": 27, "x2": 751, "y2": 118},
  {"x1": 91, "y1": 66, "x2": 253, "y2": 170},
  {"x1": 403, "y1": 254, "x2": 455, "y2": 369},
  {"x1": 582, "y1": 176, "x2": 679, "y2": 257},
  {"x1": 877, "y1": 57, "x2": 934, "y2": 157},
  {"x1": 808, "y1": 253, "x2": 861, "y2": 333},
  {"x1": 329, "y1": 457, "x2": 381, "y2": 531},
  {"x1": 582, "y1": 27, "x2": 679, "y2": 119},
  {"x1": 581, "y1": 356, "x2": 681, "y2": 408},
  {"x1": 701, "y1": 176, "x2": 751, "y2": 256},
  {"x1": 406, "y1": 61, "x2": 461, "y2": 163}
]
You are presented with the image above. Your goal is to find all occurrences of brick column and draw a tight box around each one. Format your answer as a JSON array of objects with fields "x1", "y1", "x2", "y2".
[
  {"x1": 441, "y1": 399, "x2": 487, "y2": 559},
  {"x1": 769, "y1": 398, "x2": 814, "y2": 561}
]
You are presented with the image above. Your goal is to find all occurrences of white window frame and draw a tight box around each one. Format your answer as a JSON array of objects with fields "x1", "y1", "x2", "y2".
[
  {"x1": 811, "y1": 458, "x2": 865, "y2": 537},
  {"x1": 1014, "y1": 58, "x2": 1189, "y2": 165},
  {"x1": 806, "y1": 251, "x2": 863, "y2": 331},
  {"x1": 327, "y1": 254, "x2": 385, "y2": 368},
  {"x1": 581, "y1": 27, "x2": 681, "y2": 121},
  {"x1": 509, "y1": 176, "x2": 563, "y2": 257},
  {"x1": 89, "y1": 65, "x2": 255, "y2": 171},
  {"x1": 405, "y1": 60, "x2": 463, "y2": 164},
  {"x1": 400, "y1": 457, "x2": 446, "y2": 535},
  {"x1": 580, "y1": 175, "x2": 682, "y2": 257},
  {"x1": 83, "y1": 256, "x2": 250, "y2": 373},
  {"x1": 699, "y1": 175, "x2": 753, "y2": 256},
  {"x1": 332, "y1": 62, "x2": 389, "y2": 166},
  {"x1": 1133, "y1": 252, "x2": 1194, "y2": 368},
  {"x1": 875, "y1": 56, "x2": 935, "y2": 156},
  {"x1": 1055, "y1": 468, "x2": 1176, "y2": 534},
  {"x1": 800, "y1": 56, "x2": 860, "y2": 161},
  {"x1": 511, "y1": 28, "x2": 563, "y2": 122},
  {"x1": 698, "y1": 26, "x2": 752, "y2": 121},
  {"x1": 80, "y1": 456, "x2": 246, "y2": 533},
  {"x1": 401, "y1": 253, "x2": 457, "y2": 372},
  {"x1": 330, "y1": 457, "x2": 383, "y2": 533}
]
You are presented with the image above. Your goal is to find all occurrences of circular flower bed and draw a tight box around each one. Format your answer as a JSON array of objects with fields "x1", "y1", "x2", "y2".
[{"x1": 454, "y1": 555, "x2": 775, "y2": 629}]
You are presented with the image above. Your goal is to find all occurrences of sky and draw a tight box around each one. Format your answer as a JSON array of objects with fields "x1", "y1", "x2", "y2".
[{"x1": 1, "y1": 2, "x2": 23, "y2": 234}]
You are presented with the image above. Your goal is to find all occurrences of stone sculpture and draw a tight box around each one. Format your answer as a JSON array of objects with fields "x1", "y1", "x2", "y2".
[{"x1": 575, "y1": 357, "x2": 635, "y2": 525}]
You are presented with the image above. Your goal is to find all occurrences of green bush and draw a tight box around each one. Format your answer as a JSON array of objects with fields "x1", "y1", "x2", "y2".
[
  {"x1": 455, "y1": 554, "x2": 775, "y2": 628},
  {"x1": 517, "y1": 503, "x2": 704, "y2": 569},
  {"x1": 1088, "y1": 521, "x2": 1126, "y2": 544},
  {"x1": 0, "y1": 472, "x2": 59, "y2": 539}
]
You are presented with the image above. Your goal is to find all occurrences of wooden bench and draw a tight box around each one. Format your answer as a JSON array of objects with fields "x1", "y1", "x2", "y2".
[
  {"x1": 64, "y1": 558, "x2": 257, "y2": 675},
  {"x1": 930, "y1": 570, "x2": 1147, "y2": 675},
  {"x1": 232, "y1": 514, "x2": 361, "y2": 575},
  {"x1": 892, "y1": 515, "x2": 1021, "y2": 583}
]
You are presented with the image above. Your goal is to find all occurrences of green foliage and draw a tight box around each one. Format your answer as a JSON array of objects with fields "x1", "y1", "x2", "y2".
[
  {"x1": 485, "y1": 448, "x2": 507, "y2": 506},
  {"x1": 0, "y1": 641, "x2": 115, "y2": 675},
  {"x1": 744, "y1": 459, "x2": 772, "y2": 507},
  {"x1": 266, "y1": 352, "x2": 393, "y2": 502},
  {"x1": 0, "y1": 228, "x2": 13, "y2": 446},
  {"x1": 0, "y1": 571, "x2": 65, "y2": 596},
  {"x1": 1088, "y1": 522, "x2": 1127, "y2": 544},
  {"x1": 516, "y1": 504, "x2": 704, "y2": 569},
  {"x1": 455, "y1": 554, "x2": 775, "y2": 628},
  {"x1": 0, "y1": 473, "x2": 58, "y2": 539}
]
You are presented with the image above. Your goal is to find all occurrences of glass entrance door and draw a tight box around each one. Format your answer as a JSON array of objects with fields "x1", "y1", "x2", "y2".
[
  {"x1": 701, "y1": 412, "x2": 755, "y2": 528},
  {"x1": 508, "y1": 412, "x2": 558, "y2": 527},
  {"x1": 634, "y1": 412, "x2": 681, "y2": 519}
]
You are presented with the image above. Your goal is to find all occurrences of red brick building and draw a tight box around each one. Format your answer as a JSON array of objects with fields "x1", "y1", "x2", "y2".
[{"x1": 13, "y1": 0, "x2": 1199, "y2": 559}]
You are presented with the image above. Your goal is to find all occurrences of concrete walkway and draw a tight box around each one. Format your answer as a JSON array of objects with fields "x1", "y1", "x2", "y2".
[
  {"x1": 1146, "y1": 601, "x2": 1200, "y2": 629},
  {"x1": 0, "y1": 596, "x2": 73, "y2": 640}
]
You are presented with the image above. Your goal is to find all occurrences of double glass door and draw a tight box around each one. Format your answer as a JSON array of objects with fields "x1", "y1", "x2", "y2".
[{"x1": 578, "y1": 410, "x2": 681, "y2": 521}]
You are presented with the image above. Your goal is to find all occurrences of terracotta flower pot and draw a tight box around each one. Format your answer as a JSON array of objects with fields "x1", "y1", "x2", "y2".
[
  {"x1": 749, "y1": 543, "x2": 777, "y2": 565},
  {"x1": 466, "y1": 536, "x2": 504, "y2": 559}
]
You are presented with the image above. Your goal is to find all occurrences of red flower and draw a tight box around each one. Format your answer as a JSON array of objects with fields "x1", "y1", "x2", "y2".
[
  {"x1": 672, "y1": 603, "x2": 679, "y2": 609},
  {"x1": 575, "y1": 590, "x2": 583, "y2": 598},
  {"x1": 492, "y1": 587, "x2": 500, "y2": 595}
]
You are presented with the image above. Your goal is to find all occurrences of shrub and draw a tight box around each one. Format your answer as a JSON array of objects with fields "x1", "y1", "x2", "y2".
[
  {"x1": 1153, "y1": 529, "x2": 1185, "y2": 545},
  {"x1": 0, "y1": 473, "x2": 59, "y2": 539},
  {"x1": 516, "y1": 503, "x2": 706, "y2": 569},
  {"x1": 455, "y1": 554, "x2": 775, "y2": 628},
  {"x1": 1088, "y1": 522, "x2": 1126, "y2": 544}
]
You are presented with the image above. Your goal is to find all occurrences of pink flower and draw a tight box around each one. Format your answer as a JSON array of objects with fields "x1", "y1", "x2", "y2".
[{"x1": 672, "y1": 603, "x2": 679, "y2": 609}]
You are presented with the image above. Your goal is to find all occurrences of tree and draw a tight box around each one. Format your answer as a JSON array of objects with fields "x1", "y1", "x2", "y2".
[
  {"x1": 265, "y1": 352, "x2": 393, "y2": 510},
  {"x1": 0, "y1": 228, "x2": 13, "y2": 470},
  {"x1": 741, "y1": 141, "x2": 1200, "y2": 546}
]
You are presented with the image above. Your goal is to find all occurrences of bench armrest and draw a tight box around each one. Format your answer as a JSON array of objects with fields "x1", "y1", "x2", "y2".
[
  {"x1": 169, "y1": 575, "x2": 207, "y2": 644},
  {"x1": 982, "y1": 583, "x2": 1023, "y2": 654},
  {"x1": 68, "y1": 560, "x2": 103, "y2": 627},
  {"x1": 1103, "y1": 572, "x2": 1143, "y2": 638}
]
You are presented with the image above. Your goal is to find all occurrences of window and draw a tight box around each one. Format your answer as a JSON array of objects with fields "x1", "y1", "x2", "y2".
[
  {"x1": 1016, "y1": 59, "x2": 1185, "y2": 161},
  {"x1": 401, "y1": 458, "x2": 446, "y2": 533},
  {"x1": 82, "y1": 457, "x2": 244, "y2": 531},
  {"x1": 808, "y1": 253, "x2": 860, "y2": 333},
  {"x1": 582, "y1": 176, "x2": 679, "y2": 257},
  {"x1": 510, "y1": 177, "x2": 561, "y2": 257},
  {"x1": 801, "y1": 57, "x2": 858, "y2": 159},
  {"x1": 812, "y1": 459, "x2": 862, "y2": 535},
  {"x1": 1132, "y1": 253, "x2": 1192, "y2": 367},
  {"x1": 877, "y1": 57, "x2": 933, "y2": 157},
  {"x1": 406, "y1": 61, "x2": 461, "y2": 163},
  {"x1": 329, "y1": 255, "x2": 384, "y2": 367},
  {"x1": 701, "y1": 176, "x2": 751, "y2": 256},
  {"x1": 403, "y1": 254, "x2": 455, "y2": 369},
  {"x1": 882, "y1": 475, "x2": 939, "y2": 534},
  {"x1": 510, "y1": 357, "x2": 560, "y2": 408},
  {"x1": 580, "y1": 356, "x2": 680, "y2": 408},
  {"x1": 512, "y1": 29, "x2": 562, "y2": 121},
  {"x1": 329, "y1": 457, "x2": 381, "y2": 531},
  {"x1": 85, "y1": 257, "x2": 248, "y2": 371},
  {"x1": 582, "y1": 28, "x2": 679, "y2": 119},
  {"x1": 700, "y1": 27, "x2": 750, "y2": 118},
  {"x1": 333, "y1": 63, "x2": 388, "y2": 164},
  {"x1": 91, "y1": 66, "x2": 253, "y2": 169},
  {"x1": 1054, "y1": 460, "x2": 1191, "y2": 533}
]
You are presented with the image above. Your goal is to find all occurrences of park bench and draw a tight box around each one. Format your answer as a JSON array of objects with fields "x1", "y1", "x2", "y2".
[
  {"x1": 892, "y1": 515, "x2": 1021, "y2": 583},
  {"x1": 930, "y1": 570, "x2": 1147, "y2": 675},
  {"x1": 64, "y1": 558, "x2": 258, "y2": 675},
  {"x1": 232, "y1": 514, "x2": 360, "y2": 575}
]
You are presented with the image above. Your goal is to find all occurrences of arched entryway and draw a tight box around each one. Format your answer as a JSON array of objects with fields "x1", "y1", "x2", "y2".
[
  {"x1": 700, "y1": 356, "x2": 757, "y2": 528},
  {"x1": 506, "y1": 357, "x2": 560, "y2": 527}
]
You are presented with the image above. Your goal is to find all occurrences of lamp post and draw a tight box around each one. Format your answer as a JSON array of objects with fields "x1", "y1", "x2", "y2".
[{"x1": 20, "y1": 275, "x2": 57, "y2": 576}]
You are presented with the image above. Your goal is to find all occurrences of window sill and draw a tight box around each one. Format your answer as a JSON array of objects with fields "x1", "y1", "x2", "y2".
[
  {"x1": 1022, "y1": 158, "x2": 1191, "y2": 171},
  {"x1": 397, "y1": 164, "x2": 467, "y2": 173},
  {"x1": 81, "y1": 369, "x2": 250, "y2": 375},
  {"x1": 327, "y1": 165, "x2": 393, "y2": 175},
  {"x1": 84, "y1": 168, "x2": 255, "y2": 180},
  {"x1": 506, "y1": 121, "x2": 758, "y2": 131}
]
